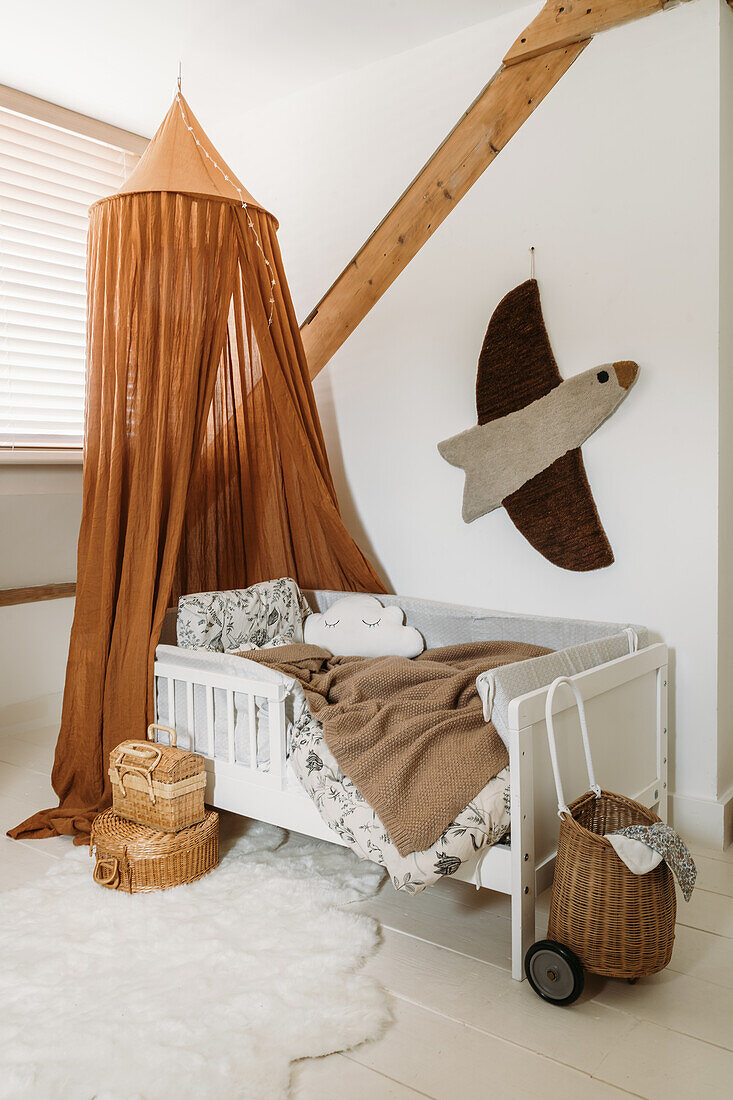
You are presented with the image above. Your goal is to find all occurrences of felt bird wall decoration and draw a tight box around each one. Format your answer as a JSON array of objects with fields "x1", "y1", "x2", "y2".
[{"x1": 437, "y1": 280, "x2": 639, "y2": 571}]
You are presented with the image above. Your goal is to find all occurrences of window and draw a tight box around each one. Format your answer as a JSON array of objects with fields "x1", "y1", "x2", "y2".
[{"x1": 0, "y1": 89, "x2": 145, "y2": 455}]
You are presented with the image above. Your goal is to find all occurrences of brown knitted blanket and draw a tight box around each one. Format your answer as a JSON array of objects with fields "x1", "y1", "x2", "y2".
[{"x1": 236, "y1": 639, "x2": 550, "y2": 857}]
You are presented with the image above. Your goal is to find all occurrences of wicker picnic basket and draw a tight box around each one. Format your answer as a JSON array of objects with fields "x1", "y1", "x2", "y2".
[
  {"x1": 90, "y1": 807, "x2": 219, "y2": 893},
  {"x1": 543, "y1": 677, "x2": 676, "y2": 981},
  {"x1": 109, "y1": 723, "x2": 206, "y2": 832}
]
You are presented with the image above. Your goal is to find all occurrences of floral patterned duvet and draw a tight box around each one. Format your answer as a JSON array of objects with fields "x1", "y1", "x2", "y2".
[{"x1": 285, "y1": 679, "x2": 510, "y2": 895}]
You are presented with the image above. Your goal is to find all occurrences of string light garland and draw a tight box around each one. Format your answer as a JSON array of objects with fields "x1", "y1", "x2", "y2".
[{"x1": 174, "y1": 92, "x2": 276, "y2": 326}]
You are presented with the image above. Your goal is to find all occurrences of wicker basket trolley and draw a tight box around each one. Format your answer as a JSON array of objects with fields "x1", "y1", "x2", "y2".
[{"x1": 525, "y1": 677, "x2": 676, "y2": 1005}]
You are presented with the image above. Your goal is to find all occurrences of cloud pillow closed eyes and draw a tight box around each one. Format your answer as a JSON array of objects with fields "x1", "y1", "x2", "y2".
[{"x1": 304, "y1": 595, "x2": 425, "y2": 658}]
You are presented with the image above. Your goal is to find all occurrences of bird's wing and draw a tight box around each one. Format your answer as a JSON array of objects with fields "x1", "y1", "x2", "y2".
[
  {"x1": 476, "y1": 279, "x2": 562, "y2": 425},
  {"x1": 503, "y1": 449, "x2": 614, "y2": 571}
]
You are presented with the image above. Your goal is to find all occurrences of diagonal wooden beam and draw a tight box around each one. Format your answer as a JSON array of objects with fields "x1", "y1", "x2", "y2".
[
  {"x1": 300, "y1": 43, "x2": 586, "y2": 377},
  {"x1": 300, "y1": 0, "x2": 689, "y2": 378},
  {"x1": 503, "y1": 0, "x2": 666, "y2": 65}
]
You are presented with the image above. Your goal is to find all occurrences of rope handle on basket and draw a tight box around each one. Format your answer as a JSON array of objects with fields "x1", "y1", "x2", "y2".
[
  {"x1": 544, "y1": 676, "x2": 601, "y2": 819},
  {"x1": 110, "y1": 742, "x2": 162, "y2": 803},
  {"x1": 93, "y1": 858, "x2": 120, "y2": 889},
  {"x1": 147, "y1": 723, "x2": 177, "y2": 746}
]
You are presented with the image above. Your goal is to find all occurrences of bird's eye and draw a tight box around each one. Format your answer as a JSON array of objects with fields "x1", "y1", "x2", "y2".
[
  {"x1": 324, "y1": 620, "x2": 339, "y2": 628},
  {"x1": 362, "y1": 619, "x2": 381, "y2": 628},
  {"x1": 597, "y1": 370, "x2": 609, "y2": 383}
]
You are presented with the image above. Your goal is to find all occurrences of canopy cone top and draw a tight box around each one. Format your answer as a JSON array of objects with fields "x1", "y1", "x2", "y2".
[{"x1": 106, "y1": 93, "x2": 270, "y2": 217}]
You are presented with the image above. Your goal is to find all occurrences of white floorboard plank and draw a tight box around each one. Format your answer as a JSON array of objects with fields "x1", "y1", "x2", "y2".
[
  {"x1": 364, "y1": 927, "x2": 638, "y2": 1077},
  {"x1": 589, "y1": 967, "x2": 733, "y2": 1051},
  {"x1": 8, "y1": 724, "x2": 60, "y2": 748},
  {"x1": 0, "y1": 792, "x2": 73, "y2": 859},
  {"x1": 668, "y1": 922, "x2": 733, "y2": 988},
  {"x1": 0, "y1": 732, "x2": 70, "y2": 863},
  {"x1": 292, "y1": 1052, "x2": 431, "y2": 1099},
  {"x1": 0, "y1": 835, "x2": 58, "y2": 891},
  {"x1": 0, "y1": 759, "x2": 55, "y2": 805},
  {"x1": 676, "y1": 887, "x2": 733, "y2": 939},
  {"x1": 593, "y1": 1019, "x2": 733, "y2": 1099},
  {"x1": 0, "y1": 791, "x2": 37, "y2": 835},
  {"x1": 345, "y1": 997, "x2": 632, "y2": 1100},
  {"x1": 0, "y1": 695, "x2": 62, "y2": 737},
  {"x1": 356, "y1": 874, "x2": 514, "y2": 968},
  {"x1": 0, "y1": 731, "x2": 55, "y2": 774},
  {"x1": 691, "y1": 854, "x2": 733, "y2": 898},
  {"x1": 367, "y1": 928, "x2": 733, "y2": 1097},
  {"x1": 691, "y1": 845, "x2": 733, "y2": 867}
]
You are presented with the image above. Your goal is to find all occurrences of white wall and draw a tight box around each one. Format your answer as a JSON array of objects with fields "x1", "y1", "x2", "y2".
[
  {"x1": 0, "y1": 465, "x2": 81, "y2": 712},
  {"x1": 718, "y1": 2, "x2": 733, "y2": 803},
  {"x1": 0, "y1": 466, "x2": 81, "y2": 589},
  {"x1": 234, "y1": 1, "x2": 725, "y2": 819}
]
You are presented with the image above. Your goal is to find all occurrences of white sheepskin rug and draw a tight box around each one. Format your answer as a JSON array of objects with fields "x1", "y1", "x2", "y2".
[{"x1": 0, "y1": 816, "x2": 389, "y2": 1099}]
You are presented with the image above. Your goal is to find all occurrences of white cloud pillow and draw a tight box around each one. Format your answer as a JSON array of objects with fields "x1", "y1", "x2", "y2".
[{"x1": 304, "y1": 595, "x2": 425, "y2": 658}]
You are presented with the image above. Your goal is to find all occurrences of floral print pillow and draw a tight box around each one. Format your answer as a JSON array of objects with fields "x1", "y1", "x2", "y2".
[{"x1": 177, "y1": 578, "x2": 312, "y2": 652}]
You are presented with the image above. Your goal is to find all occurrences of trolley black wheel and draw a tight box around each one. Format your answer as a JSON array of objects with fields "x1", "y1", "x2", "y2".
[{"x1": 524, "y1": 940, "x2": 585, "y2": 1005}]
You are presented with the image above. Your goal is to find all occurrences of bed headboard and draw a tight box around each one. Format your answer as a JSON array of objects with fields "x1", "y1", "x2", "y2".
[
  {"x1": 302, "y1": 590, "x2": 648, "y2": 652},
  {"x1": 162, "y1": 590, "x2": 647, "y2": 653}
]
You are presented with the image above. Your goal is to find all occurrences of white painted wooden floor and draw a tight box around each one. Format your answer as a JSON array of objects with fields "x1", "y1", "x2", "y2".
[{"x1": 2, "y1": 719, "x2": 732, "y2": 1099}]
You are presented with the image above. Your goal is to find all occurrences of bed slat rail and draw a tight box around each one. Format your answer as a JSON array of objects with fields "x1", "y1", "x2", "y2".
[{"x1": 153, "y1": 663, "x2": 290, "y2": 786}]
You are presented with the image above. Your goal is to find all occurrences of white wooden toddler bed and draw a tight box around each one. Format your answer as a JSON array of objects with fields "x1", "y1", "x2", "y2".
[{"x1": 153, "y1": 590, "x2": 668, "y2": 981}]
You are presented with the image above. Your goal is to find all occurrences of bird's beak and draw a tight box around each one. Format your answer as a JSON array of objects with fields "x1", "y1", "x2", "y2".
[{"x1": 613, "y1": 360, "x2": 639, "y2": 390}]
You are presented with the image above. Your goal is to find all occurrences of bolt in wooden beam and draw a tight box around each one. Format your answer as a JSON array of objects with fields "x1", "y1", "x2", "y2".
[{"x1": 504, "y1": 0, "x2": 666, "y2": 66}]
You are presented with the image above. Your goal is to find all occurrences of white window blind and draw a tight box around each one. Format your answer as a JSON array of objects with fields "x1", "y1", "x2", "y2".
[{"x1": 0, "y1": 104, "x2": 140, "y2": 450}]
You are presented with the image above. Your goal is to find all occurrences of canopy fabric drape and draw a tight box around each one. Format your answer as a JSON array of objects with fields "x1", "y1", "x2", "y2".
[
  {"x1": 10, "y1": 96, "x2": 383, "y2": 843},
  {"x1": 175, "y1": 204, "x2": 381, "y2": 596}
]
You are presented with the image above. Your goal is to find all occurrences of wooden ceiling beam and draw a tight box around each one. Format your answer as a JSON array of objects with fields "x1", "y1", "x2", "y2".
[{"x1": 301, "y1": 0, "x2": 689, "y2": 378}]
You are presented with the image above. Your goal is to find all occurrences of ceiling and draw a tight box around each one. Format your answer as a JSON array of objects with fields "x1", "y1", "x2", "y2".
[{"x1": 0, "y1": 0, "x2": 533, "y2": 137}]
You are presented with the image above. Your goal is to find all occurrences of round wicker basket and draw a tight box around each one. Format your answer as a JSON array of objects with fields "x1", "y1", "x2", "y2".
[
  {"x1": 547, "y1": 789, "x2": 676, "y2": 979},
  {"x1": 90, "y1": 808, "x2": 219, "y2": 893}
]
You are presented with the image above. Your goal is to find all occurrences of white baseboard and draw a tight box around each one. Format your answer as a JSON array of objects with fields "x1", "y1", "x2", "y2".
[
  {"x1": 0, "y1": 692, "x2": 63, "y2": 736},
  {"x1": 670, "y1": 788, "x2": 733, "y2": 850}
]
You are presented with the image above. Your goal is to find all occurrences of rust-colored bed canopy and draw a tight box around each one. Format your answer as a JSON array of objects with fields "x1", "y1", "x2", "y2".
[{"x1": 12, "y1": 95, "x2": 383, "y2": 842}]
